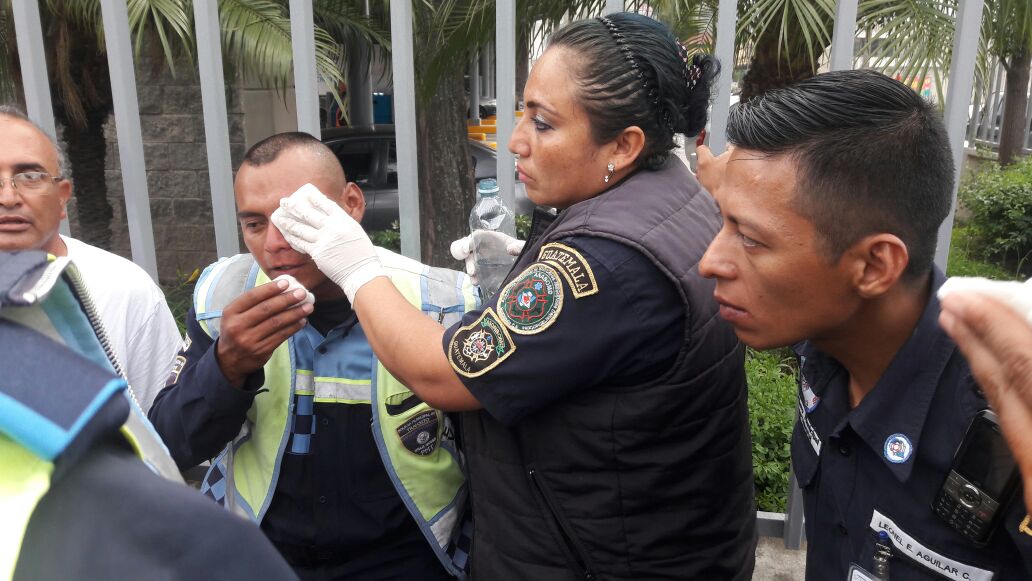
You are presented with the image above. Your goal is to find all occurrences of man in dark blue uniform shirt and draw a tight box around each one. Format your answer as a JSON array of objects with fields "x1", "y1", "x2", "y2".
[
  {"x1": 699, "y1": 70, "x2": 1032, "y2": 578},
  {"x1": 150, "y1": 133, "x2": 474, "y2": 580}
]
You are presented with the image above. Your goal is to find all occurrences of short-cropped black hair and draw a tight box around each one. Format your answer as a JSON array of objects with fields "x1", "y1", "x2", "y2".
[
  {"x1": 727, "y1": 69, "x2": 953, "y2": 280},
  {"x1": 242, "y1": 131, "x2": 328, "y2": 167}
]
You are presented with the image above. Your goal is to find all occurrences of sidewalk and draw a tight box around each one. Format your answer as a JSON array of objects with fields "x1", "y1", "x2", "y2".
[{"x1": 752, "y1": 537, "x2": 806, "y2": 580}]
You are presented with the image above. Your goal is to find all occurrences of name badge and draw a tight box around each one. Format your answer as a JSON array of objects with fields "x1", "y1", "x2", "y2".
[
  {"x1": 869, "y1": 509, "x2": 995, "y2": 581},
  {"x1": 847, "y1": 564, "x2": 878, "y2": 581}
]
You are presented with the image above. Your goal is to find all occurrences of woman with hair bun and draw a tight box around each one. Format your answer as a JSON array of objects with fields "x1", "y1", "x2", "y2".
[{"x1": 273, "y1": 12, "x2": 756, "y2": 579}]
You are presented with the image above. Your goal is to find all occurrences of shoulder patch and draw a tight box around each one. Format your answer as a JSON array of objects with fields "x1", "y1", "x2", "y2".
[
  {"x1": 448, "y1": 308, "x2": 517, "y2": 378},
  {"x1": 537, "y1": 242, "x2": 599, "y2": 298},
  {"x1": 498, "y1": 263, "x2": 564, "y2": 335}
]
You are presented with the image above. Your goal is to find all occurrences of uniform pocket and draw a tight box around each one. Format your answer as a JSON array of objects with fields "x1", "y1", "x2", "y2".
[{"x1": 527, "y1": 467, "x2": 599, "y2": 581}]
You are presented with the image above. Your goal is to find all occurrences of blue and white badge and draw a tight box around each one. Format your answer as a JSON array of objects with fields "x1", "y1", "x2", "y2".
[{"x1": 883, "y1": 433, "x2": 913, "y2": 464}]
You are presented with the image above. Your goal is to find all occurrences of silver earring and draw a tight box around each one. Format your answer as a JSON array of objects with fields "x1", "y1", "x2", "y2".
[{"x1": 604, "y1": 162, "x2": 615, "y2": 183}]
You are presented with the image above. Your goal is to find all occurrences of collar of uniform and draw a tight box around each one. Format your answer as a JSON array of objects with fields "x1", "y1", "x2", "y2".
[{"x1": 845, "y1": 267, "x2": 956, "y2": 482}]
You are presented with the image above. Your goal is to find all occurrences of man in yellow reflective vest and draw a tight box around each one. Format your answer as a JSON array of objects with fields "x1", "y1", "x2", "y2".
[{"x1": 149, "y1": 133, "x2": 478, "y2": 579}]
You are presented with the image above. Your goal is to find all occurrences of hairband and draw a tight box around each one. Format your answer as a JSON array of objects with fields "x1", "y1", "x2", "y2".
[
  {"x1": 598, "y1": 16, "x2": 705, "y2": 135},
  {"x1": 598, "y1": 16, "x2": 659, "y2": 105}
]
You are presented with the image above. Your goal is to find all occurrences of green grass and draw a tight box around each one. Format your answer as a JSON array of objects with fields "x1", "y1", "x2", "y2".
[{"x1": 947, "y1": 226, "x2": 1021, "y2": 280}]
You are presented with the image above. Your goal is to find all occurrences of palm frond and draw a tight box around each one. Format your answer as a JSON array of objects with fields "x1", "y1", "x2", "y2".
[
  {"x1": 218, "y1": 0, "x2": 345, "y2": 99},
  {"x1": 127, "y1": 0, "x2": 194, "y2": 77}
]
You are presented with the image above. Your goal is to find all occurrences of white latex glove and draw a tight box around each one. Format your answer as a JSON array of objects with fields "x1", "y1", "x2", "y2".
[
  {"x1": 938, "y1": 276, "x2": 1032, "y2": 324},
  {"x1": 450, "y1": 231, "x2": 525, "y2": 285},
  {"x1": 271, "y1": 183, "x2": 384, "y2": 303},
  {"x1": 273, "y1": 274, "x2": 315, "y2": 307}
]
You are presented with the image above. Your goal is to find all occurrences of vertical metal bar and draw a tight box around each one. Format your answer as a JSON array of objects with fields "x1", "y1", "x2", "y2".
[
  {"x1": 480, "y1": 49, "x2": 490, "y2": 99},
  {"x1": 977, "y1": 65, "x2": 1000, "y2": 141},
  {"x1": 967, "y1": 77, "x2": 982, "y2": 146},
  {"x1": 290, "y1": 0, "x2": 320, "y2": 137},
  {"x1": 606, "y1": 0, "x2": 624, "y2": 14},
  {"x1": 1023, "y1": 73, "x2": 1032, "y2": 150},
  {"x1": 935, "y1": 0, "x2": 987, "y2": 270},
  {"x1": 470, "y1": 53, "x2": 481, "y2": 124},
  {"x1": 389, "y1": 0, "x2": 420, "y2": 259},
  {"x1": 496, "y1": 0, "x2": 516, "y2": 234},
  {"x1": 12, "y1": 0, "x2": 69, "y2": 236},
  {"x1": 708, "y1": 0, "x2": 738, "y2": 155},
  {"x1": 194, "y1": 0, "x2": 240, "y2": 258},
  {"x1": 99, "y1": 0, "x2": 157, "y2": 280},
  {"x1": 986, "y1": 64, "x2": 1004, "y2": 143},
  {"x1": 784, "y1": 467, "x2": 806, "y2": 549},
  {"x1": 11, "y1": 1, "x2": 56, "y2": 142},
  {"x1": 487, "y1": 43, "x2": 496, "y2": 100},
  {"x1": 829, "y1": 0, "x2": 859, "y2": 72},
  {"x1": 348, "y1": 39, "x2": 374, "y2": 126}
]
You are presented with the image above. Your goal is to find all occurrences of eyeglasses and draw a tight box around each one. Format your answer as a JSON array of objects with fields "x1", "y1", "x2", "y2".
[{"x1": 0, "y1": 172, "x2": 64, "y2": 192}]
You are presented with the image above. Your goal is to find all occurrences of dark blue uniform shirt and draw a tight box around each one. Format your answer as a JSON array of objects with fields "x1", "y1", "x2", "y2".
[
  {"x1": 792, "y1": 268, "x2": 1032, "y2": 580},
  {"x1": 150, "y1": 301, "x2": 446, "y2": 580},
  {"x1": 442, "y1": 235, "x2": 684, "y2": 426}
]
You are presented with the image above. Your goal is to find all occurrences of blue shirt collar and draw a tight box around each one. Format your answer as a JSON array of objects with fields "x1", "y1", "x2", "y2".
[{"x1": 796, "y1": 267, "x2": 959, "y2": 482}]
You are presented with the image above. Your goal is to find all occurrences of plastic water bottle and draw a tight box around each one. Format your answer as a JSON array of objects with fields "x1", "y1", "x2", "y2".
[{"x1": 469, "y1": 178, "x2": 516, "y2": 297}]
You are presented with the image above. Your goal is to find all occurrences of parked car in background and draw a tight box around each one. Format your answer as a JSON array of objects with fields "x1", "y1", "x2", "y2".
[{"x1": 321, "y1": 125, "x2": 534, "y2": 231}]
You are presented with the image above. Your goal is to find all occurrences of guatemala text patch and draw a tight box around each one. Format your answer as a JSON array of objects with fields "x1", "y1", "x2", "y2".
[
  {"x1": 498, "y1": 263, "x2": 564, "y2": 334},
  {"x1": 538, "y1": 243, "x2": 599, "y2": 298},
  {"x1": 448, "y1": 308, "x2": 517, "y2": 378}
]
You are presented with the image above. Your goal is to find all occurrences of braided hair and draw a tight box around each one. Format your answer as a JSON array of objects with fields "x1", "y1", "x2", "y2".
[{"x1": 548, "y1": 12, "x2": 719, "y2": 170}]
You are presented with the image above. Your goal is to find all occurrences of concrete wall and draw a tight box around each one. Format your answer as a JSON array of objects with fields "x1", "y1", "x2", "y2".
[{"x1": 66, "y1": 52, "x2": 246, "y2": 284}]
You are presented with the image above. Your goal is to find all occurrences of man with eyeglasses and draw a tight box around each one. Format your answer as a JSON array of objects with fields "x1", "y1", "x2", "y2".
[{"x1": 0, "y1": 105, "x2": 181, "y2": 412}]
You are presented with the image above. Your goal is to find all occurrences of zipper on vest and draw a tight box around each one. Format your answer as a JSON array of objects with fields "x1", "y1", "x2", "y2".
[
  {"x1": 527, "y1": 469, "x2": 597, "y2": 581},
  {"x1": 61, "y1": 265, "x2": 136, "y2": 406}
]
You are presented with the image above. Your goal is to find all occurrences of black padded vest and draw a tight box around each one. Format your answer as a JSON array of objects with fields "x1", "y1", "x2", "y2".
[{"x1": 461, "y1": 158, "x2": 756, "y2": 580}]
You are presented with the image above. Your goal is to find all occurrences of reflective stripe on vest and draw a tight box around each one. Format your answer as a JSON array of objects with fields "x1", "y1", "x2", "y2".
[
  {"x1": 193, "y1": 250, "x2": 477, "y2": 575},
  {"x1": 0, "y1": 435, "x2": 53, "y2": 580},
  {"x1": 295, "y1": 370, "x2": 372, "y2": 403}
]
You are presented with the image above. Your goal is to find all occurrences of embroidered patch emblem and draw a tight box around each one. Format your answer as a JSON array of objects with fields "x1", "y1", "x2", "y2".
[
  {"x1": 448, "y1": 308, "x2": 517, "y2": 378},
  {"x1": 498, "y1": 264, "x2": 564, "y2": 334},
  {"x1": 1020, "y1": 515, "x2": 1032, "y2": 537},
  {"x1": 800, "y1": 375, "x2": 821, "y2": 413},
  {"x1": 537, "y1": 243, "x2": 599, "y2": 298},
  {"x1": 884, "y1": 433, "x2": 913, "y2": 464},
  {"x1": 397, "y1": 409, "x2": 440, "y2": 456}
]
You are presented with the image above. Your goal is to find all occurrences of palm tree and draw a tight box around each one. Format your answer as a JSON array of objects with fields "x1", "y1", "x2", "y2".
[{"x1": 981, "y1": 0, "x2": 1032, "y2": 165}]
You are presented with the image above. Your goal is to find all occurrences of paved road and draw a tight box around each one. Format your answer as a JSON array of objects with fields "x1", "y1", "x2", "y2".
[{"x1": 753, "y1": 537, "x2": 806, "y2": 581}]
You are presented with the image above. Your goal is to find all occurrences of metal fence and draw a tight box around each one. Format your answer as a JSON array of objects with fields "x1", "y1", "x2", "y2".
[
  {"x1": 967, "y1": 61, "x2": 1032, "y2": 153},
  {"x1": 11, "y1": 0, "x2": 990, "y2": 551}
]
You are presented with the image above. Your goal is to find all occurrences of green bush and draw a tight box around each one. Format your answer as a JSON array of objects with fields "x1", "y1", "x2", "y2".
[
  {"x1": 959, "y1": 156, "x2": 1032, "y2": 273},
  {"x1": 515, "y1": 213, "x2": 531, "y2": 240},
  {"x1": 746, "y1": 347, "x2": 797, "y2": 512},
  {"x1": 162, "y1": 268, "x2": 200, "y2": 335},
  {"x1": 947, "y1": 226, "x2": 1020, "y2": 280},
  {"x1": 369, "y1": 221, "x2": 402, "y2": 252}
]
